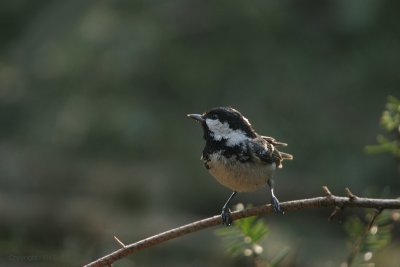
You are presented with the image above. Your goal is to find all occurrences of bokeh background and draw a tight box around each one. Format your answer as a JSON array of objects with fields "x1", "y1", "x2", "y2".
[{"x1": 0, "y1": 1, "x2": 399, "y2": 266}]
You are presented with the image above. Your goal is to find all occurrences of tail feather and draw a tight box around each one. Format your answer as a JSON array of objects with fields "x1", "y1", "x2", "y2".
[
  {"x1": 276, "y1": 151, "x2": 293, "y2": 169},
  {"x1": 262, "y1": 135, "x2": 293, "y2": 168},
  {"x1": 280, "y1": 152, "x2": 293, "y2": 160},
  {"x1": 261, "y1": 135, "x2": 288, "y2": 147}
]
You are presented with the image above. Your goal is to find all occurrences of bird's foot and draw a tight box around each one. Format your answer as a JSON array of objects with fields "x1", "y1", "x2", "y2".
[
  {"x1": 221, "y1": 207, "x2": 233, "y2": 226},
  {"x1": 271, "y1": 195, "x2": 284, "y2": 214}
]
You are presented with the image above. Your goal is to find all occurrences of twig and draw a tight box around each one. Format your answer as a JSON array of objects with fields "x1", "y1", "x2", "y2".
[
  {"x1": 322, "y1": 186, "x2": 333, "y2": 197},
  {"x1": 345, "y1": 187, "x2": 358, "y2": 200},
  {"x1": 85, "y1": 187, "x2": 400, "y2": 267},
  {"x1": 346, "y1": 208, "x2": 384, "y2": 265},
  {"x1": 328, "y1": 206, "x2": 343, "y2": 221},
  {"x1": 113, "y1": 236, "x2": 126, "y2": 248},
  {"x1": 367, "y1": 208, "x2": 383, "y2": 230}
]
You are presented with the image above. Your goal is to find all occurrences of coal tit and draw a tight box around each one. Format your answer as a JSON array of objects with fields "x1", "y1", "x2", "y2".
[{"x1": 188, "y1": 107, "x2": 293, "y2": 226}]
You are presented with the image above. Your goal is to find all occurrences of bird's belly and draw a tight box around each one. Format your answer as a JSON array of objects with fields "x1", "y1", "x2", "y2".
[{"x1": 207, "y1": 159, "x2": 275, "y2": 192}]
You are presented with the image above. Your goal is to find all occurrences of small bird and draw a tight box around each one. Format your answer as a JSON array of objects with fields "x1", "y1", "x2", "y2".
[{"x1": 187, "y1": 107, "x2": 293, "y2": 226}]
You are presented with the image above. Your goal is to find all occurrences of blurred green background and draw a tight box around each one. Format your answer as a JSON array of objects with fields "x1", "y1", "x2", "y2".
[{"x1": 0, "y1": 1, "x2": 399, "y2": 266}]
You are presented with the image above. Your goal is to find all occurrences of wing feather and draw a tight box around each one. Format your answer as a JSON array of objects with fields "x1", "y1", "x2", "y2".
[
  {"x1": 247, "y1": 137, "x2": 293, "y2": 168},
  {"x1": 261, "y1": 135, "x2": 288, "y2": 147}
]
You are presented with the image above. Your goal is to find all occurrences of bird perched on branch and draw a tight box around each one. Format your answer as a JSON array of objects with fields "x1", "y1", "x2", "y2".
[{"x1": 187, "y1": 107, "x2": 293, "y2": 226}]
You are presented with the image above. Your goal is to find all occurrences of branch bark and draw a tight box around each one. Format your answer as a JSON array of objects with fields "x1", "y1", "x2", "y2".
[{"x1": 84, "y1": 187, "x2": 400, "y2": 267}]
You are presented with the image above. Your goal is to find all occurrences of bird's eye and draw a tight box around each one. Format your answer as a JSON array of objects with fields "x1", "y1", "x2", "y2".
[{"x1": 211, "y1": 114, "x2": 218, "y2": 120}]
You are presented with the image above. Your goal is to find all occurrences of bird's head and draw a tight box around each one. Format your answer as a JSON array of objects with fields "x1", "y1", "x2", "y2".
[{"x1": 187, "y1": 107, "x2": 257, "y2": 146}]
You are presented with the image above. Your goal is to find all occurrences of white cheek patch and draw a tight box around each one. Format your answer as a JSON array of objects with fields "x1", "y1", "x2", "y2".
[{"x1": 205, "y1": 118, "x2": 248, "y2": 146}]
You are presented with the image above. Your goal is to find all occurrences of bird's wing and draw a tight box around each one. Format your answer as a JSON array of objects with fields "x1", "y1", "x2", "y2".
[
  {"x1": 247, "y1": 138, "x2": 293, "y2": 168},
  {"x1": 261, "y1": 135, "x2": 288, "y2": 147},
  {"x1": 247, "y1": 139, "x2": 281, "y2": 165}
]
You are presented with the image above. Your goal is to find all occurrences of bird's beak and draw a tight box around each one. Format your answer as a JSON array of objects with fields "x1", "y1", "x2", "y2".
[{"x1": 187, "y1": 113, "x2": 204, "y2": 122}]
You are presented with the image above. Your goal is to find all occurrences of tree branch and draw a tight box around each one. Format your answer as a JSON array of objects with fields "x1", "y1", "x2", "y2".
[{"x1": 84, "y1": 187, "x2": 400, "y2": 267}]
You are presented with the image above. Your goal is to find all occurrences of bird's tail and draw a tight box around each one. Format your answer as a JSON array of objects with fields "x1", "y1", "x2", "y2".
[
  {"x1": 276, "y1": 151, "x2": 293, "y2": 168},
  {"x1": 262, "y1": 135, "x2": 288, "y2": 147},
  {"x1": 280, "y1": 152, "x2": 293, "y2": 161}
]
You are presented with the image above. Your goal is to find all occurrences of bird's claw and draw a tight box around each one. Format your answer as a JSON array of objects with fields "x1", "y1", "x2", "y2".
[
  {"x1": 271, "y1": 195, "x2": 284, "y2": 214},
  {"x1": 221, "y1": 207, "x2": 233, "y2": 226}
]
